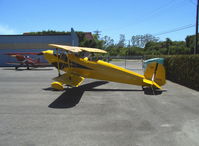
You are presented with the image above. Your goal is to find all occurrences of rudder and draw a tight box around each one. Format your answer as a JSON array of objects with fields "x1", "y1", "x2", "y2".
[{"x1": 144, "y1": 59, "x2": 166, "y2": 86}]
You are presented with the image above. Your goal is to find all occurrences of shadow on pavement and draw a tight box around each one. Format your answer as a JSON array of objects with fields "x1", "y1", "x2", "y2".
[
  {"x1": 47, "y1": 81, "x2": 144, "y2": 109},
  {"x1": 46, "y1": 81, "x2": 167, "y2": 108},
  {"x1": 143, "y1": 87, "x2": 167, "y2": 95},
  {"x1": 47, "y1": 81, "x2": 108, "y2": 108}
]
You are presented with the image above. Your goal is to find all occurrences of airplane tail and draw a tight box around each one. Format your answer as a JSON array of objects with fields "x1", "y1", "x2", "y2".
[{"x1": 143, "y1": 58, "x2": 166, "y2": 89}]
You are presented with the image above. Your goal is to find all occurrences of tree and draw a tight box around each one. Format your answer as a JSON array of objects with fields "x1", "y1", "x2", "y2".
[
  {"x1": 165, "y1": 38, "x2": 172, "y2": 55},
  {"x1": 144, "y1": 41, "x2": 162, "y2": 55},
  {"x1": 144, "y1": 39, "x2": 190, "y2": 55},
  {"x1": 186, "y1": 35, "x2": 197, "y2": 54},
  {"x1": 23, "y1": 30, "x2": 70, "y2": 35},
  {"x1": 131, "y1": 34, "x2": 159, "y2": 48},
  {"x1": 102, "y1": 35, "x2": 114, "y2": 49},
  {"x1": 117, "y1": 34, "x2": 126, "y2": 48},
  {"x1": 93, "y1": 30, "x2": 101, "y2": 39}
]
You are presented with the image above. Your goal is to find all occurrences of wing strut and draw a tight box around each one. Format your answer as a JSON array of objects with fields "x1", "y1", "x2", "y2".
[{"x1": 56, "y1": 48, "x2": 61, "y2": 76}]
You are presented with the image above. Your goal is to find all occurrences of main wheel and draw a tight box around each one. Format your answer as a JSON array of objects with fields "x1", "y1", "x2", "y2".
[{"x1": 51, "y1": 82, "x2": 64, "y2": 91}]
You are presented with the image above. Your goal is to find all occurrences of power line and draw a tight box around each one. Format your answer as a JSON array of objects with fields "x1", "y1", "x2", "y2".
[
  {"x1": 142, "y1": 0, "x2": 177, "y2": 19},
  {"x1": 153, "y1": 24, "x2": 195, "y2": 36},
  {"x1": 126, "y1": 0, "x2": 179, "y2": 29},
  {"x1": 103, "y1": 0, "x2": 181, "y2": 33}
]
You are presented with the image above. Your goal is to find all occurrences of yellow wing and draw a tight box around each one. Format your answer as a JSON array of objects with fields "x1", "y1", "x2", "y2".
[
  {"x1": 49, "y1": 44, "x2": 82, "y2": 53},
  {"x1": 80, "y1": 47, "x2": 107, "y2": 53},
  {"x1": 49, "y1": 44, "x2": 107, "y2": 53}
]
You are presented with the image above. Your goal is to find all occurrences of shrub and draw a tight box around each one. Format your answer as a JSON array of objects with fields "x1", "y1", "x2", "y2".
[
  {"x1": 144, "y1": 55, "x2": 199, "y2": 91},
  {"x1": 164, "y1": 55, "x2": 199, "y2": 90}
]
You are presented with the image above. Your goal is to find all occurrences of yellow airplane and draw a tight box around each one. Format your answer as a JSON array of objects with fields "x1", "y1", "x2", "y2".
[{"x1": 40, "y1": 44, "x2": 166, "y2": 91}]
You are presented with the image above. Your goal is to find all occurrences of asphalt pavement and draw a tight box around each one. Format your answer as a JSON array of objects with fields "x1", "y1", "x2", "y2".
[{"x1": 0, "y1": 60, "x2": 199, "y2": 146}]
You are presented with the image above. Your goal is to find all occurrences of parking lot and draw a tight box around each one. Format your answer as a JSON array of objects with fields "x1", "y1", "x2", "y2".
[{"x1": 0, "y1": 60, "x2": 199, "y2": 146}]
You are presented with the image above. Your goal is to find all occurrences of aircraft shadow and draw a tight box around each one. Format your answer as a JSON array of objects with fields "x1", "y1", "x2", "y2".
[
  {"x1": 143, "y1": 87, "x2": 165, "y2": 95},
  {"x1": 87, "y1": 88, "x2": 143, "y2": 92},
  {"x1": 47, "y1": 81, "x2": 165, "y2": 109},
  {"x1": 48, "y1": 81, "x2": 109, "y2": 108},
  {"x1": 47, "y1": 81, "x2": 144, "y2": 109}
]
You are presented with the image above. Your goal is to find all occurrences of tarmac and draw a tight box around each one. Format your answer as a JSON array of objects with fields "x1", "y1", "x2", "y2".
[{"x1": 0, "y1": 60, "x2": 199, "y2": 146}]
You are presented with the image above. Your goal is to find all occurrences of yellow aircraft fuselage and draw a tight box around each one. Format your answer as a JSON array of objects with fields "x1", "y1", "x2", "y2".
[{"x1": 43, "y1": 50, "x2": 145, "y2": 86}]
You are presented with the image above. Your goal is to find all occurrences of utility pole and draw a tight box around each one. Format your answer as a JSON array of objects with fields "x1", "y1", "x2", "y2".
[
  {"x1": 93, "y1": 30, "x2": 101, "y2": 39},
  {"x1": 195, "y1": 0, "x2": 199, "y2": 54}
]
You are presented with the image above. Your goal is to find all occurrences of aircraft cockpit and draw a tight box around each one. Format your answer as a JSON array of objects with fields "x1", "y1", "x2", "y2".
[{"x1": 53, "y1": 50, "x2": 68, "y2": 62}]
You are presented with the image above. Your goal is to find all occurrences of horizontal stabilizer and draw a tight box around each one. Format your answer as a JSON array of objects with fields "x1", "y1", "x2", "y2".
[{"x1": 143, "y1": 79, "x2": 162, "y2": 89}]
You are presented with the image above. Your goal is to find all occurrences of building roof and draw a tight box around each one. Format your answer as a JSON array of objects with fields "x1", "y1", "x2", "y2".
[
  {"x1": 84, "y1": 32, "x2": 94, "y2": 40},
  {"x1": 0, "y1": 35, "x2": 72, "y2": 49},
  {"x1": 0, "y1": 28, "x2": 79, "y2": 50}
]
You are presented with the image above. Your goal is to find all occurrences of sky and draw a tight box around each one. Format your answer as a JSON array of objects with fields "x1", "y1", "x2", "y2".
[{"x1": 0, "y1": 0, "x2": 197, "y2": 43}]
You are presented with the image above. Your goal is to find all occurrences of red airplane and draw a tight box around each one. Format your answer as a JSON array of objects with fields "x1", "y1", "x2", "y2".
[{"x1": 4, "y1": 52, "x2": 49, "y2": 70}]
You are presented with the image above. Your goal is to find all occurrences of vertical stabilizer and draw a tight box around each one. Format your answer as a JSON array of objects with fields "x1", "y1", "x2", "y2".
[{"x1": 144, "y1": 58, "x2": 166, "y2": 86}]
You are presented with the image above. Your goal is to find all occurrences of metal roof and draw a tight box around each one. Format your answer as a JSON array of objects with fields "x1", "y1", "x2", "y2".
[
  {"x1": 0, "y1": 28, "x2": 79, "y2": 49},
  {"x1": 0, "y1": 35, "x2": 72, "y2": 49},
  {"x1": 0, "y1": 35, "x2": 70, "y2": 43}
]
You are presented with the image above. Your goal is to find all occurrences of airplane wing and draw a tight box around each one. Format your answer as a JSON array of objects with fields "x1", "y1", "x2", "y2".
[
  {"x1": 49, "y1": 44, "x2": 82, "y2": 53},
  {"x1": 49, "y1": 44, "x2": 107, "y2": 53},
  {"x1": 80, "y1": 47, "x2": 107, "y2": 53}
]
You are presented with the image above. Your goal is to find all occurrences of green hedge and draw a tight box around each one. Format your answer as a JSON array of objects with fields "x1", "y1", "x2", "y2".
[{"x1": 145, "y1": 55, "x2": 199, "y2": 91}]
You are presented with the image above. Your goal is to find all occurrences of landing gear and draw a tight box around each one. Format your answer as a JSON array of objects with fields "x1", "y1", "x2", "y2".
[
  {"x1": 15, "y1": 66, "x2": 18, "y2": 70},
  {"x1": 27, "y1": 65, "x2": 30, "y2": 70},
  {"x1": 51, "y1": 82, "x2": 64, "y2": 91},
  {"x1": 142, "y1": 86, "x2": 163, "y2": 95}
]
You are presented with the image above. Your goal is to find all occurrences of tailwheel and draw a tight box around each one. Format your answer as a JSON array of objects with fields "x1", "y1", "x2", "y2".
[
  {"x1": 143, "y1": 86, "x2": 163, "y2": 95},
  {"x1": 51, "y1": 82, "x2": 64, "y2": 91}
]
